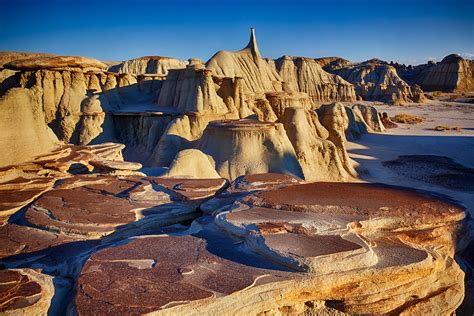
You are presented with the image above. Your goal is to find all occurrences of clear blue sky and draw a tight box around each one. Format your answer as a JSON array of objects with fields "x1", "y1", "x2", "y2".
[{"x1": 0, "y1": 0, "x2": 473, "y2": 65}]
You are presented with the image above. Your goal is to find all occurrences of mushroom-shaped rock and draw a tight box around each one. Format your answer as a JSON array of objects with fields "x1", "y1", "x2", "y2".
[
  {"x1": 197, "y1": 119, "x2": 304, "y2": 181},
  {"x1": 4, "y1": 55, "x2": 107, "y2": 71}
]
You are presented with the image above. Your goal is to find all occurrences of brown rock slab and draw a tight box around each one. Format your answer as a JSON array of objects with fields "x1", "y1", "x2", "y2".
[
  {"x1": 75, "y1": 235, "x2": 287, "y2": 315},
  {"x1": 24, "y1": 175, "x2": 198, "y2": 238},
  {"x1": 0, "y1": 269, "x2": 53, "y2": 315},
  {"x1": 0, "y1": 224, "x2": 78, "y2": 260},
  {"x1": 247, "y1": 182, "x2": 465, "y2": 223},
  {"x1": 149, "y1": 177, "x2": 227, "y2": 200}
]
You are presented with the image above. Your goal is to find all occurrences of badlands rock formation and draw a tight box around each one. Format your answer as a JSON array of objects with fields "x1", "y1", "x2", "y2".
[
  {"x1": 0, "y1": 28, "x2": 470, "y2": 315},
  {"x1": 0, "y1": 51, "x2": 56, "y2": 67},
  {"x1": 0, "y1": 88, "x2": 59, "y2": 167},
  {"x1": 108, "y1": 56, "x2": 187, "y2": 75},
  {"x1": 408, "y1": 54, "x2": 474, "y2": 92},
  {"x1": 271, "y1": 55, "x2": 356, "y2": 103},
  {"x1": 197, "y1": 119, "x2": 304, "y2": 180},
  {"x1": 0, "y1": 164, "x2": 466, "y2": 315},
  {"x1": 326, "y1": 59, "x2": 425, "y2": 105},
  {"x1": 206, "y1": 28, "x2": 283, "y2": 94},
  {"x1": 0, "y1": 29, "x2": 380, "y2": 182}
]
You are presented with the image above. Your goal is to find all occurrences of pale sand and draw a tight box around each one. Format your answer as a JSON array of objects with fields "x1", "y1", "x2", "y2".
[{"x1": 347, "y1": 100, "x2": 474, "y2": 216}]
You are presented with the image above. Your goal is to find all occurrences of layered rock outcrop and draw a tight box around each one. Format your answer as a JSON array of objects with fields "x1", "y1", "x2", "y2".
[
  {"x1": 156, "y1": 63, "x2": 229, "y2": 114},
  {"x1": 197, "y1": 119, "x2": 304, "y2": 180},
  {"x1": 272, "y1": 55, "x2": 356, "y2": 103},
  {"x1": 0, "y1": 269, "x2": 54, "y2": 315},
  {"x1": 206, "y1": 28, "x2": 283, "y2": 94},
  {"x1": 0, "y1": 59, "x2": 167, "y2": 152},
  {"x1": 0, "y1": 51, "x2": 56, "y2": 68},
  {"x1": 327, "y1": 61, "x2": 425, "y2": 104},
  {"x1": 108, "y1": 56, "x2": 187, "y2": 75},
  {"x1": 0, "y1": 29, "x2": 383, "y2": 183},
  {"x1": 280, "y1": 107, "x2": 352, "y2": 181},
  {"x1": 411, "y1": 54, "x2": 474, "y2": 92},
  {"x1": 69, "y1": 179, "x2": 466, "y2": 315},
  {"x1": 0, "y1": 88, "x2": 59, "y2": 167}
]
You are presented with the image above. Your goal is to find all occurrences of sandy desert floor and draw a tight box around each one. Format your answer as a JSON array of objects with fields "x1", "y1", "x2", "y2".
[{"x1": 348, "y1": 100, "x2": 474, "y2": 217}]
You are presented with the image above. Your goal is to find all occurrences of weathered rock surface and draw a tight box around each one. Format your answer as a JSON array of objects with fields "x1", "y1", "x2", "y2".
[
  {"x1": 351, "y1": 103, "x2": 386, "y2": 132},
  {"x1": 315, "y1": 56, "x2": 351, "y2": 69},
  {"x1": 75, "y1": 234, "x2": 290, "y2": 315},
  {"x1": 108, "y1": 56, "x2": 187, "y2": 75},
  {"x1": 0, "y1": 88, "x2": 59, "y2": 168},
  {"x1": 0, "y1": 142, "x2": 146, "y2": 223},
  {"x1": 327, "y1": 60, "x2": 425, "y2": 104},
  {"x1": 4, "y1": 56, "x2": 107, "y2": 71},
  {"x1": 165, "y1": 149, "x2": 221, "y2": 179},
  {"x1": 23, "y1": 175, "x2": 200, "y2": 238},
  {"x1": 0, "y1": 269, "x2": 54, "y2": 315},
  {"x1": 272, "y1": 55, "x2": 356, "y2": 103},
  {"x1": 280, "y1": 107, "x2": 352, "y2": 181},
  {"x1": 411, "y1": 54, "x2": 474, "y2": 92},
  {"x1": 197, "y1": 119, "x2": 304, "y2": 181},
  {"x1": 206, "y1": 28, "x2": 283, "y2": 94},
  {"x1": 72, "y1": 180, "x2": 466, "y2": 315},
  {"x1": 156, "y1": 63, "x2": 229, "y2": 114},
  {"x1": 0, "y1": 51, "x2": 56, "y2": 68}
]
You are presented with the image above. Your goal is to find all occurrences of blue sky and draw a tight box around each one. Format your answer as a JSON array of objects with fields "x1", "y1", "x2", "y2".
[{"x1": 0, "y1": 0, "x2": 473, "y2": 65}]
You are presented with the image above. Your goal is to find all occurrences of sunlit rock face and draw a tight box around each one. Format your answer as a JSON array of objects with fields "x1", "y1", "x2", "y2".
[
  {"x1": 197, "y1": 119, "x2": 304, "y2": 181},
  {"x1": 108, "y1": 55, "x2": 187, "y2": 75},
  {"x1": 206, "y1": 28, "x2": 283, "y2": 95},
  {"x1": 414, "y1": 54, "x2": 474, "y2": 92},
  {"x1": 326, "y1": 60, "x2": 426, "y2": 105},
  {"x1": 271, "y1": 55, "x2": 357, "y2": 103}
]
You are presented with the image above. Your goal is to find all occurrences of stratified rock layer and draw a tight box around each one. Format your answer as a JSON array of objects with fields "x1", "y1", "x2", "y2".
[
  {"x1": 73, "y1": 180, "x2": 465, "y2": 315},
  {"x1": 414, "y1": 54, "x2": 474, "y2": 92},
  {"x1": 327, "y1": 60, "x2": 425, "y2": 104},
  {"x1": 108, "y1": 56, "x2": 187, "y2": 75},
  {"x1": 273, "y1": 56, "x2": 356, "y2": 103},
  {"x1": 4, "y1": 56, "x2": 107, "y2": 71}
]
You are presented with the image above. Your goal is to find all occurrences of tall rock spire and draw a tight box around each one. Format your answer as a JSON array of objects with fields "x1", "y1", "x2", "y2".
[{"x1": 245, "y1": 27, "x2": 262, "y2": 60}]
